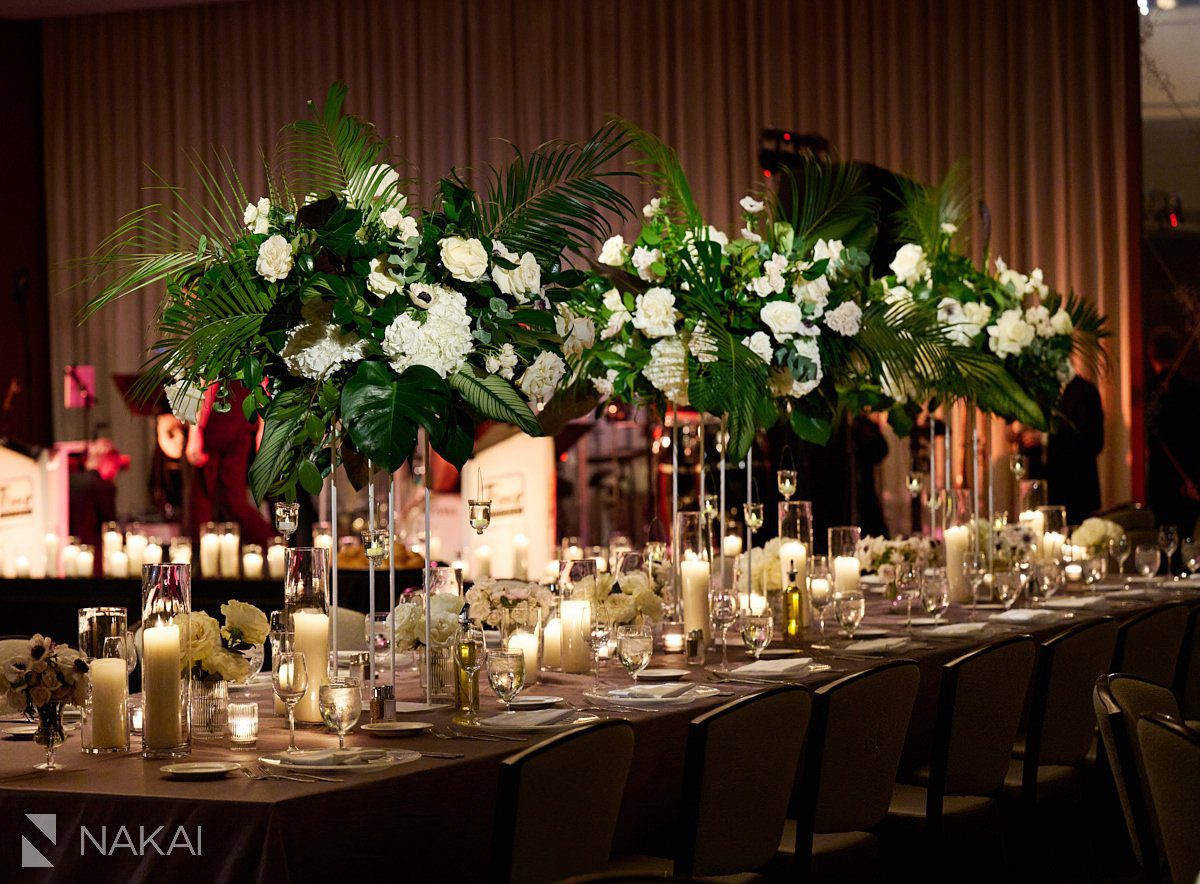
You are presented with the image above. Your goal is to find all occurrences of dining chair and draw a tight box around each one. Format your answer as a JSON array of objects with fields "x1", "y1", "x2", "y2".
[
  {"x1": 884, "y1": 636, "x2": 1035, "y2": 869},
  {"x1": 490, "y1": 720, "x2": 635, "y2": 884},
  {"x1": 1093, "y1": 673, "x2": 1181, "y2": 882},
  {"x1": 1136, "y1": 713, "x2": 1200, "y2": 884},
  {"x1": 1174, "y1": 606, "x2": 1200, "y2": 728},
  {"x1": 782, "y1": 659, "x2": 921, "y2": 882},
  {"x1": 607, "y1": 686, "x2": 812, "y2": 881},
  {"x1": 1111, "y1": 603, "x2": 1189, "y2": 688}
]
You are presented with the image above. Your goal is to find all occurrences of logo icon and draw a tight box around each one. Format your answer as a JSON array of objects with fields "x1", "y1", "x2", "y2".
[{"x1": 22, "y1": 814, "x2": 55, "y2": 868}]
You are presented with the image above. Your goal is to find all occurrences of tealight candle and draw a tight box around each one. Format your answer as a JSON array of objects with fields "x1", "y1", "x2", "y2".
[
  {"x1": 242, "y1": 546, "x2": 264, "y2": 579},
  {"x1": 662, "y1": 622, "x2": 686, "y2": 653},
  {"x1": 512, "y1": 534, "x2": 529, "y2": 580},
  {"x1": 1064, "y1": 562, "x2": 1084, "y2": 583},
  {"x1": 128, "y1": 702, "x2": 143, "y2": 734},
  {"x1": 227, "y1": 702, "x2": 259, "y2": 748},
  {"x1": 12, "y1": 555, "x2": 30, "y2": 578}
]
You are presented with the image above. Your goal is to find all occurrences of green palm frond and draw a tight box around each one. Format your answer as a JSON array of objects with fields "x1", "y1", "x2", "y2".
[
  {"x1": 893, "y1": 159, "x2": 972, "y2": 252},
  {"x1": 479, "y1": 122, "x2": 634, "y2": 266},
  {"x1": 608, "y1": 118, "x2": 703, "y2": 228},
  {"x1": 771, "y1": 159, "x2": 877, "y2": 252},
  {"x1": 1047, "y1": 288, "x2": 1111, "y2": 376}
]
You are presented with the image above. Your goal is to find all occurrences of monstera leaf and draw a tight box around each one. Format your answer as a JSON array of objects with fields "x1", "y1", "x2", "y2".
[{"x1": 340, "y1": 362, "x2": 452, "y2": 472}]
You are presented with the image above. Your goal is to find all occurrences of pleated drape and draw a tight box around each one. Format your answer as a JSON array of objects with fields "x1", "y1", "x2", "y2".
[{"x1": 41, "y1": 0, "x2": 1138, "y2": 514}]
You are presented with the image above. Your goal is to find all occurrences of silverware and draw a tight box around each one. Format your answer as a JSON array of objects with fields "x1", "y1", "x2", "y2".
[
  {"x1": 253, "y1": 763, "x2": 343, "y2": 783},
  {"x1": 416, "y1": 751, "x2": 464, "y2": 759},
  {"x1": 449, "y1": 725, "x2": 527, "y2": 742}
]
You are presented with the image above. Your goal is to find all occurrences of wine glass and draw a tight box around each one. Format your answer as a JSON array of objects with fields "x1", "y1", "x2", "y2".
[
  {"x1": 738, "y1": 612, "x2": 773, "y2": 660},
  {"x1": 617, "y1": 626, "x2": 654, "y2": 681},
  {"x1": 964, "y1": 552, "x2": 989, "y2": 620},
  {"x1": 1027, "y1": 562, "x2": 1061, "y2": 607},
  {"x1": 272, "y1": 651, "x2": 309, "y2": 753},
  {"x1": 586, "y1": 612, "x2": 612, "y2": 690},
  {"x1": 994, "y1": 572, "x2": 1023, "y2": 611},
  {"x1": 895, "y1": 560, "x2": 923, "y2": 632},
  {"x1": 833, "y1": 590, "x2": 866, "y2": 640},
  {"x1": 453, "y1": 624, "x2": 486, "y2": 723},
  {"x1": 318, "y1": 678, "x2": 361, "y2": 749},
  {"x1": 486, "y1": 651, "x2": 525, "y2": 712},
  {"x1": 1159, "y1": 525, "x2": 1179, "y2": 576},
  {"x1": 1182, "y1": 538, "x2": 1200, "y2": 577},
  {"x1": 920, "y1": 569, "x2": 950, "y2": 624},
  {"x1": 1134, "y1": 544, "x2": 1161, "y2": 579},
  {"x1": 709, "y1": 584, "x2": 738, "y2": 668},
  {"x1": 1109, "y1": 534, "x2": 1131, "y2": 577},
  {"x1": 808, "y1": 555, "x2": 832, "y2": 637}
]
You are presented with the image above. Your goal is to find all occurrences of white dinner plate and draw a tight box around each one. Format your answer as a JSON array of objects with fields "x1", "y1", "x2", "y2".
[
  {"x1": 473, "y1": 713, "x2": 600, "y2": 735},
  {"x1": 394, "y1": 702, "x2": 449, "y2": 714},
  {"x1": 508, "y1": 695, "x2": 565, "y2": 710},
  {"x1": 634, "y1": 668, "x2": 691, "y2": 681},
  {"x1": 360, "y1": 721, "x2": 433, "y2": 737},
  {"x1": 259, "y1": 751, "x2": 417, "y2": 773},
  {"x1": 3, "y1": 722, "x2": 79, "y2": 740},
  {"x1": 584, "y1": 684, "x2": 721, "y2": 707},
  {"x1": 161, "y1": 761, "x2": 241, "y2": 780}
]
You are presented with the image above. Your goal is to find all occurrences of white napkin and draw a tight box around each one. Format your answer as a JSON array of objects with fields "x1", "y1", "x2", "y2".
[
  {"x1": 926, "y1": 622, "x2": 989, "y2": 637},
  {"x1": 1041, "y1": 596, "x2": 1106, "y2": 609},
  {"x1": 394, "y1": 702, "x2": 445, "y2": 713},
  {"x1": 479, "y1": 709, "x2": 575, "y2": 728},
  {"x1": 843, "y1": 637, "x2": 908, "y2": 653},
  {"x1": 281, "y1": 748, "x2": 389, "y2": 766},
  {"x1": 1105, "y1": 588, "x2": 1154, "y2": 600},
  {"x1": 606, "y1": 682, "x2": 695, "y2": 699},
  {"x1": 989, "y1": 608, "x2": 1057, "y2": 623},
  {"x1": 732, "y1": 657, "x2": 813, "y2": 675}
]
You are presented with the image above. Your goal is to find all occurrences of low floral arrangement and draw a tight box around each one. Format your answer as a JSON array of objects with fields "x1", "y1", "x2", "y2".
[
  {"x1": 855, "y1": 535, "x2": 935, "y2": 583},
  {"x1": 181, "y1": 600, "x2": 270, "y2": 684},
  {"x1": 392, "y1": 592, "x2": 464, "y2": 650},
  {"x1": 2, "y1": 636, "x2": 89, "y2": 748},
  {"x1": 572, "y1": 570, "x2": 665, "y2": 625},
  {"x1": 1070, "y1": 517, "x2": 1125, "y2": 549},
  {"x1": 737, "y1": 538, "x2": 787, "y2": 594},
  {"x1": 465, "y1": 578, "x2": 555, "y2": 628},
  {"x1": 988, "y1": 522, "x2": 1040, "y2": 566}
]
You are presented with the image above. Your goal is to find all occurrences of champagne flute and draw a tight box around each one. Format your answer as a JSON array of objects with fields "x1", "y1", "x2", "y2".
[
  {"x1": 586, "y1": 612, "x2": 612, "y2": 690},
  {"x1": 486, "y1": 651, "x2": 525, "y2": 713},
  {"x1": 1134, "y1": 544, "x2": 1161, "y2": 579},
  {"x1": 964, "y1": 552, "x2": 989, "y2": 621},
  {"x1": 318, "y1": 678, "x2": 361, "y2": 749},
  {"x1": 808, "y1": 555, "x2": 832, "y2": 637},
  {"x1": 617, "y1": 626, "x2": 654, "y2": 681},
  {"x1": 1109, "y1": 534, "x2": 1131, "y2": 577},
  {"x1": 272, "y1": 651, "x2": 309, "y2": 753},
  {"x1": 833, "y1": 590, "x2": 866, "y2": 640},
  {"x1": 1159, "y1": 525, "x2": 1179, "y2": 576},
  {"x1": 709, "y1": 584, "x2": 738, "y2": 668},
  {"x1": 738, "y1": 612, "x2": 773, "y2": 660},
  {"x1": 895, "y1": 560, "x2": 923, "y2": 632},
  {"x1": 920, "y1": 569, "x2": 950, "y2": 624},
  {"x1": 453, "y1": 624, "x2": 485, "y2": 724}
]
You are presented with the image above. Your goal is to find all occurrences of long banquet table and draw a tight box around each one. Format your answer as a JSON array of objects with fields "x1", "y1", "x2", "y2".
[{"x1": 2, "y1": 580, "x2": 1198, "y2": 881}]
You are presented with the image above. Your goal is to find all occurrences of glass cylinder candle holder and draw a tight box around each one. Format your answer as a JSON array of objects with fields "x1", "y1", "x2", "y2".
[
  {"x1": 467, "y1": 499, "x2": 492, "y2": 534},
  {"x1": 778, "y1": 499, "x2": 813, "y2": 598},
  {"x1": 82, "y1": 636, "x2": 130, "y2": 754},
  {"x1": 661, "y1": 620, "x2": 686, "y2": 654},
  {"x1": 284, "y1": 548, "x2": 330, "y2": 724},
  {"x1": 274, "y1": 501, "x2": 300, "y2": 539},
  {"x1": 558, "y1": 559, "x2": 597, "y2": 674},
  {"x1": 1037, "y1": 505, "x2": 1068, "y2": 563},
  {"x1": 676, "y1": 512, "x2": 712, "y2": 642},
  {"x1": 942, "y1": 490, "x2": 974, "y2": 604},
  {"x1": 128, "y1": 701, "x2": 143, "y2": 735},
  {"x1": 227, "y1": 702, "x2": 259, "y2": 749},
  {"x1": 169, "y1": 536, "x2": 192, "y2": 566},
  {"x1": 541, "y1": 596, "x2": 562, "y2": 671},
  {"x1": 199, "y1": 522, "x2": 220, "y2": 577},
  {"x1": 828, "y1": 526, "x2": 863, "y2": 597},
  {"x1": 267, "y1": 537, "x2": 287, "y2": 579},
  {"x1": 78, "y1": 606, "x2": 131, "y2": 662},
  {"x1": 141, "y1": 563, "x2": 191, "y2": 759},
  {"x1": 242, "y1": 544, "x2": 264, "y2": 579},
  {"x1": 218, "y1": 522, "x2": 241, "y2": 578}
]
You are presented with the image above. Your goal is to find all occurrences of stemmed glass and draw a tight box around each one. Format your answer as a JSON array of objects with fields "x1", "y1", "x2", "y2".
[
  {"x1": 808, "y1": 555, "x2": 832, "y2": 637},
  {"x1": 486, "y1": 651, "x2": 525, "y2": 713},
  {"x1": 743, "y1": 502, "x2": 764, "y2": 533},
  {"x1": 453, "y1": 624, "x2": 486, "y2": 724},
  {"x1": 586, "y1": 613, "x2": 612, "y2": 690},
  {"x1": 964, "y1": 552, "x2": 989, "y2": 620},
  {"x1": 1159, "y1": 525, "x2": 1179, "y2": 576},
  {"x1": 895, "y1": 561, "x2": 923, "y2": 632},
  {"x1": 920, "y1": 569, "x2": 950, "y2": 624},
  {"x1": 272, "y1": 651, "x2": 309, "y2": 753},
  {"x1": 904, "y1": 471, "x2": 927, "y2": 500},
  {"x1": 1134, "y1": 544, "x2": 1161, "y2": 579},
  {"x1": 994, "y1": 572, "x2": 1023, "y2": 612},
  {"x1": 318, "y1": 678, "x2": 361, "y2": 749},
  {"x1": 1182, "y1": 538, "x2": 1200, "y2": 577},
  {"x1": 738, "y1": 612, "x2": 773, "y2": 660},
  {"x1": 616, "y1": 626, "x2": 654, "y2": 682},
  {"x1": 833, "y1": 590, "x2": 866, "y2": 640},
  {"x1": 1109, "y1": 534, "x2": 1131, "y2": 577},
  {"x1": 274, "y1": 501, "x2": 300, "y2": 541},
  {"x1": 709, "y1": 584, "x2": 738, "y2": 668},
  {"x1": 1027, "y1": 562, "x2": 1061, "y2": 607}
]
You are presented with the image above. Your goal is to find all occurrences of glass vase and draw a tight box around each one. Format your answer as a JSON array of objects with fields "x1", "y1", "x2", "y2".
[
  {"x1": 190, "y1": 679, "x2": 229, "y2": 740},
  {"x1": 284, "y1": 548, "x2": 330, "y2": 724},
  {"x1": 559, "y1": 559, "x2": 597, "y2": 674},
  {"x1": 500, "y1": 607, "x2": 542, "y2": 686},
  {"x1": 778, "y1": 501, "x2": 813, "y2": 628},
  {"x1": 675, "y1": 512, "x2": 712, "y2": 642},
  {"x1": 81, "y1": 636, "x2": 130, "y2": 754},
  {"x1": 422, "y1": 644, "x2": 456, "y2": 701},
  {"x1": 33, "y1": 702, "x2": 67, "y2": 771},
  {"x1": 141, "y1": 563, "x2": 191, "y2": 759}
]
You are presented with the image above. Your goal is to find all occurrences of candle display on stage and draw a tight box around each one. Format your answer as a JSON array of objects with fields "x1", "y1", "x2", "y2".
[
  {"x1": 76, "y1": 544, "x2": 95, "y2": 577},
  {"x1": 169, "y1": 536, "x2": 192, "y2": 565},
  {"x1": 267, "y1": 538, "x2": 287, "y2": 579},
  {"x1": 143, "y1": 537, "x2": 163, "y2": 565},
  {"x1": 44, "y1": 533, "x2": 59, "y2": 577},
  {"x1": 558, "y1": 559, "x2": 596, "y2": 674},
  {"x1": 199, "y1": 522, "x2": 220, "y2": 577},
  {"x1": 828, "y1": 526, "x2": 863, "y2": 596},
  {"x1": 61, "y1": 538, "x2": 80, "y2": 578},
  {"x1": 102, "y1": 521, "x2": 123, "y2": 577},
  {"x1": 676, "y1": 512, "x2": 711, "y2": 641},
  {"x1": 284, "y1": 547, "x2": 330, "y2": 724},
  {"x1": 141, "y1": 563, "x2": 191, "y2": 758},
  {"x1": 512, "y1": 533, "x2": 529, "y2": 580},
  {"x1": 218, "y1": 522, "x2": 241, "y2": 578},
  {"x1": 242, "y1": 544, "x2": 264, "y2": 579},
  {"x1": 125, "y1": 528, "x2": 148, "y2": 574},
  {"x1": 474, "y1": 544, "x2": 492, "y2": 580},
  {"x1": 12, "y1": 555, "x2": 30, "y2": 578},
  {"x1": 82, "y1": 637, "x2": 129, "y2": 753}
]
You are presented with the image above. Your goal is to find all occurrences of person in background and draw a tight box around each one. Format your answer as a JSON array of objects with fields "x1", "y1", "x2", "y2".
[
  {"x1": 1146, "y1": 327, "x2": 1200, "y2": 535},
  {"x1": 69, "y1": 435, "x2": 129, "y2": 572},
  {"x1": 186, "y1": 381, "x2": 274, "y2": 548}
]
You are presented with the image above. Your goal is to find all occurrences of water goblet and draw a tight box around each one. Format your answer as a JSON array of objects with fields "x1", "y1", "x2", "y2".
[
  {"x1": 994, "y1": 572, "x2": 1023, "y2": 611},
  {"x1": 895, "y1": 561, "x2": 923, "y2": 631},
  {"x1": 272, "y1": 651, "x2": 309, "y2": 753},
  {"x1": 833, "y1": 590, "x2": 866, "y2": 640},
  {"x1": 738, "y1": 612, "x2": 773, "y2": 660},
  {"x1": 709, "y1": 585, "x2": 738, "y2": 668},
  {"x1": 1027, "y1": 562, "x2": 1061, "y2": 607},
  {"x1": 453, "y1": 624, "x2": 486, "y2": 724},
  {"x1": 808, "y1": 555, "x2": 832, "y2": 637},
  {"x1": 920, "y1": 569, "x2": 950, "y2": 624},
  {"x1": 964, "y1": 552, "x2": 989, "y2": 620},
  {"x1": 1134, "y1": 544, "x2": 1161, "y2": 579},
  {"x1": 486, "y1": 651, "x2": 525, "y2": 712},
  {"x1": 1109, "y1": 534, "x2": 1131, "y2": 577},
  {"x1": 586, "y1": 614, "x2": 613, "y2": 690},
  {"x1": 616, "y1": 626, "x2": 654, "y2": 681},
  {"x1": 1159, "y1": 525, "x2": 1179, "y2": 575},
  {"x1": 318, "y1": 678, "x2": 361, "y2": 749}
]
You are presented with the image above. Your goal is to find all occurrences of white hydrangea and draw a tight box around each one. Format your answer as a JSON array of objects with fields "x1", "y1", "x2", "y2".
[
  {"x1": 642, "y1": 336, "x2": 689, "y2": 404},
  {"x1": 687, "y1": 320, "x2": 718, "y2": 364},
  {"x1": 243, "y1": 197, "x2": 271, "y2": 234},
  {"x1": 793, "y1": 275, "x2": 831, "y2": 316},
  {"x1": 281, "y1": 317, "x2": 368, "y2": 380},
  {"x1": 631, "y1": 246, "x2": 665, "y2": 282},
  {"x1": 255, "y1": 235, "x2": 294, "y2": 283},
  {"x1": 632, "y1": 287, "x2": 678, "y2": 338},
  {"x1": 824, "y1": 300, "x2": 862, "y2": 336},
  {"x1": 760, "y1": 300, "x2": 805, "y2": 341},
  {"x1": 601, "y1": 288, "x2": 632, "y2": 340},
  {"x1": 518, "y1": 351, "x2": 567, "y2": 408},
  {"x1": 987, "y1": 308, "x2": 1036, "y2": 358},
  {"x1": 381, "y1": 286, "x2": 474, "y2": 377},
  {"x1": 742, "y1": 331, "x2": 773, "y2": 364},
  {"x1": 484, "y1": 343, "x2": 519, "y2": 380},
  {"x1": 491, "y1": 241, "x2": 541, "y2": 302},
  {"x1": 598, "y1": 235, "x2": 628, "y2": 267},
  {"x1": 890, "y1": 243, "x2": 929, "y2": 287},
  {"x1": 591, "y1": 369, "x2": 619, "y2": 400}
]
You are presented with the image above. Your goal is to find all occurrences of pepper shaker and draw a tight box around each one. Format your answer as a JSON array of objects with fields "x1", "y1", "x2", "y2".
[{"x1": 686, "y1": 629, "x2": 706, "y2": 666}]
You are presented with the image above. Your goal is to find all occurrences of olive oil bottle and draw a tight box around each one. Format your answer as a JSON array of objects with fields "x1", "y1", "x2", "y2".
[{"x1": 782, "y1": 568, "x2": 805, "y2": 646}]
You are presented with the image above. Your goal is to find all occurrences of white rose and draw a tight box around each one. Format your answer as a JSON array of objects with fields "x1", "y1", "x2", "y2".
[
  {"x1": 556, "y1": 307, "x2": 596, "y2": 358},
  {"x1": 491, "y1": 241, "x2": 541, "y2": 301},
  {"x1": 812, "y1": 239, "x2": 844, "y2": 273},
  {"x1": 962, "y1": 301, "x2": 992, "y2": 328},
  {"x1": 1050, "y1": 309, "x2": 1073, "y2": 336},
  {"x1": 632, "y1": 287, "x2": 678, "y2": 338},
  {"x1": 749, "y1": 276, "x2": 776, "y2": 298},
  {"x1": 255, "y1": 234, "x2": 294, "y2": 283},
  {"x1": 760, "y1": 300, "x2": 805, "y2": 341},
  {"x1": 793, "y1": 275, "x2": 831, "y2": 317},
  {"x1": 601, "y1": 288, "x2": 632, "y2": 340},
  {"x1": 243, "y1": 197, "x2": 271, "y2": 234},
  {"x1": 824, "y1": 300, "x2": 862, "y2": 336},
  {"x1": 367, "y1": 256, "x2": 401, "y2": 297},
  {"x1": 1029, "y1": 268, "x2": 1049, "y2": 299},
  {"x1": 740, "y1": 195, "x2": 765, "y2": 214},
  {"x1": 760, "y1": 253, "x2": 788, "y2": 294},
  {"x1": 598, "y1": 235, "x2": 628, "y2": 267},
  {"x1": 591, "y1": 369, "x2": 619, "y2": 399},
  {"x1": 438, "y1": 236, "x2": 489, "y2": 283},
  {"x1": 987, "y1": 308, "x2": 1036, "y2": 358},
  {"x1": 642, "y1": 197, "x2": 661, "y2": 219},
  {"x1": 631, "y1": 246, "x2": 664, "y2": 282},
  {"x1": 1025, "y1": 304, "x2": 1054, "y2": 338},
  {"x1": 889, "y1": 243, "x2": 929, "y2": 287},
  {"x1": 518, "y1": 351, "x2": 567, "y2": 408},
  {"x1": 164, "y1": 380, "x2": 203, "y2": 424},
  {"x1": 484, "y1": 343, "x2": 519, "y2": 380},
  {"x1": 885, "y1": 284, "x2": 913, "y2": 306},
  {"x1": 743, "y1": 331, "x2": 774, "y2": 364}
]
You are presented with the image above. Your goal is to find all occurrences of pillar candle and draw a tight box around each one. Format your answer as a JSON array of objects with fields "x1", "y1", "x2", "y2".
[
  {"x1": 77, "y1": 548, "x2": 95, "y2": 577},
  {"x1": 809, "y1": 577, "x2": 832, "y2": 610},
  {"x1": 61, "y1": 543, "x2": 80, "y2": 578},
  {"x1": 106, "y1": 551, "x2": 128, "y2": 579},
  {"x1": 125, "y1": 534, "x2": 148, "y2": 574},
  {"x1": 242, "y1": 550, "x2": 264, "y2": 579},
  {"x1": 102, "y1": 530, "x2": 123, "y2": 563},
  {"x1": 505, "y1": 632, "x2": 539, "y2": 680},
  {"x1": 542, "y1": 617, "x2": 562, "y2": 668},
  {"x1": 292, "y1": 610, "x2": 329, "y2": 722},
  {"x1": 833, "y1": 556, "x2": 861, "y2": 595},
  {"x1": 88, "y1": 657, "x2": 128, "y2": 749},
  {"x1": 219, "y1": 532, "x2": 240, "y2": 578},
  {"x1": 199, "y1": 533, "x2": 220, "y2": 576},
  {"x1": 12, "y1": 555, "x2": 30, "y2": 578},
  {"x1": 681, "y1": 557, "x2": 712, "y2": 640},
  {"x1": 1042, "y1": 531, "x2": 1065, "y2": 564},
  {"x1": 474, "y1": 545, "x2": 492, "y2": 580},
  {"x1": 512, "y1": 534, "x2": 529, "y2": 581},
  {"x1": 142, "y1": 624, "x2": 182, "y2": 749},
  {"x1": 171, "y1": 543, "x2": 193, "y2": 565},
  {"x1": 737, "y1": 591, "x2": 768, "y2": 614},
  {"x1": 559, "y1": 600, "x2": 591, "y2": 673},
  {"x1": 594, "y1": 556, "x2": 608, "y2": 573},
  {"x1": 944, "y1": 524, "x2": 971, "y2": 603},
  {"x1": 143, "y1": 541, "x2": 163, "y2": 565},
  {"x1": 722, "y1": 535, "x2": 743, "y2": 558},
  {"x1": 267, "y1": 544, "x2": 286, "y2": 579},
  {"x1": 44, "y1": 533, "x2": 59, "y2": 577},
  {"x1": 779, "y1": 540, "x2": 807, "y2": 594}
]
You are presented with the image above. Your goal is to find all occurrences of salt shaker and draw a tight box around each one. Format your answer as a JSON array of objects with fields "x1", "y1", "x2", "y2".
[
  {"x1": 686, "y1": 629, "x2": 706, "y2": 666},
  {"x1": 370, "y1": 685, "x2": 395, "y2": 723}
]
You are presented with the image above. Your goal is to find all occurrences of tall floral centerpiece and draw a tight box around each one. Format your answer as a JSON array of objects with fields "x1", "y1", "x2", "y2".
[{"x1": 2, "y1": 635, "x2": 90, "y2": 771}]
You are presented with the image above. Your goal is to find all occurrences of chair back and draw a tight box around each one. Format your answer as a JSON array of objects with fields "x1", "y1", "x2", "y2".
[
  {"x1": 795, "y1": 660, "x2": 920, "y2": 834},
  {"x1": 1136, "y1": 713, "x2": 1200, "y2": 884},
  {"x1": 1024, "y1": 618, "x2": 1119, "y2": 769},
  {"x1": 491, "y1": 720, "x2": 635, "y2": 884},
  {"x1": 677, "y1": 687, "x2": 811, "y2": 878},
  {"x1": 1174, "y1": 606, "x2": 1200, "y2": 721},
  {"x1": 1094, "y1": 673, "x2": 1180, "y2": 874},
  {"x1": 1113, "y1": 604, "x2": 1189, "y2": 688},
  {"x1": 931, "y1": 636, "x2": 1035, "y2": 800},
  {"x1": 334, "y1": 607, "x2": 368, "y2": 653}
]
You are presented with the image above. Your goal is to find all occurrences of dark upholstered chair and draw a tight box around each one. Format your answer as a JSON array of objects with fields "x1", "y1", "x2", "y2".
[
  {"x1": 491, "y1": 720, "x2": 635, "y2": 884},
  {"x1": 1093, "y1": 673, "x2": 1181, "y2": 882},
  {"x1": 1174, "y1": 606, "x2": 1200, "y2": 728},
  {"x1": 1136, "y1": 713, "x2": 1200, "y2": 884},
  {"x1": 1111, "y1": 603, "x2": 1189, "y2": 688}
]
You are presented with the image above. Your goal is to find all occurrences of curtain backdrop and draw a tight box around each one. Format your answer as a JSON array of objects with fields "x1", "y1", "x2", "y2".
[{"x1": 42, "y1": 0, "x2": 1139, "y2": 518}]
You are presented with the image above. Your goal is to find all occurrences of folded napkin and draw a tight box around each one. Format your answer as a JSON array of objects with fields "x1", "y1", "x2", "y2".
[
  {"x1": 988, "y1": 608, "x2": 1057, "y2": 623},
  {"x1": 925, "y1": 622, "x2": 989, "y2": 637},
  {"x1": 843, "y1": 637, "x2": 908, "y2": 654},
  {"x1": 282, "y1": 748, "x2": 389, "y2": 766},
  {"x1": 732, "y1": 657, "x2": 813, "y2": 675},
  {"x1": 1042, "y1": 596, "x2": 1106, "y2": 609},
  {"x1": 479, "y1": 709, "x2": 575, "y2": 728},
  {"x1": 1104, "y1": 588, "x2": 1154, "y2": 600},
  {"x1": 606, "y1": 682, "x2": 695, "y2": 699}
]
